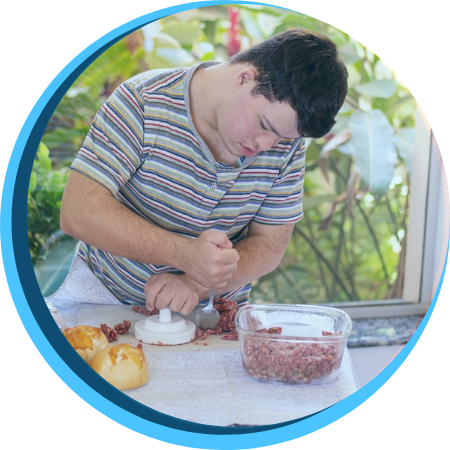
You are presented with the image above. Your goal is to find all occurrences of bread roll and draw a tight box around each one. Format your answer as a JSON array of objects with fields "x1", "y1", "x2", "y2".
[
  {"x1": 89, "y1": 344, "x2": 148, "y2": 390},
  {"x1": 63, "y1": 325, "x2": 109, "y2": 363}
]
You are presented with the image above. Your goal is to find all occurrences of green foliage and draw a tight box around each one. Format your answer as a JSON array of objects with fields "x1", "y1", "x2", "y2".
[
  {"x1": 27, "y1": 143, "x2": 72, "y2": 263},
  {"x1": 30, "y1": 5, "x2": 418, "y2": 304}
]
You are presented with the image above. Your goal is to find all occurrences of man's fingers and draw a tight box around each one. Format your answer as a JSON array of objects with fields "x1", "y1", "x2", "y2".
[
  {"x1": 154, "y1": 283, "x2": 178, "y2": 310},
  {"x1": 185, "y1": 230, "x2": 240, "y2": 289},
  {"x1": 145, "y1": 274, "x2": 200, "y2": 313},
  {"x1": 203, "y1": 230, "x2": 233, "y2": 249},
  {"x1": 145, "y1": 277, "x2": 167, "y2": 310}
]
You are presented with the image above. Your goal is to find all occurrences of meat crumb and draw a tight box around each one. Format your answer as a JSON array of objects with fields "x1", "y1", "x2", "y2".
[
  {"x1": 100, "y1": 323, "x2": 118, "y2": 342},
  {"x1": 114, "y1": 320, "x2": 131, "y2": 335},
  {"x1": 256, "y1": 327, "x2": 282, "y2": 334},
  {"x1": 100, "y1": 320, "x2": 132, "y2": 342},
  {"x1": 214, "y1": 298, "x2": 239, "y2": 340},
  {"x1": 132, "y1": 305, "x2": 159, "y2": 316}
]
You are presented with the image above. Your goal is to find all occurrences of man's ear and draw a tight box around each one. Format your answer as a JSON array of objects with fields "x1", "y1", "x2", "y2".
[{"x1": 238, "y1": 67, "x2": 257, "y2": 86}]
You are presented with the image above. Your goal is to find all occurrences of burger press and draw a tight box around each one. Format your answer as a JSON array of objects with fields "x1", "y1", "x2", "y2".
[{"x1": 134, "y1": 307, "x2": 196, "y2": 345}]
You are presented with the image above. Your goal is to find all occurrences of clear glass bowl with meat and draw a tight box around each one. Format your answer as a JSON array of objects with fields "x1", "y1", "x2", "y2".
[{"x1": 235, "y1": 304, "x2": 352, "y2": 384}]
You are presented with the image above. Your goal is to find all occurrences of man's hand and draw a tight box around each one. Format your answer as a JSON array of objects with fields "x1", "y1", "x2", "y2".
[
  {"x1": 145, "y1": 229, "x2": 240, "y2": 315},
  {"x1": 196, "y1": 222, "x2": 296, "y2": 298},
  {"x1": 145, "y1": 273, "x2": 202, "y2": 315},
  {"x1": 181, "y1": 230, "x2": 240, "y2": 289}
]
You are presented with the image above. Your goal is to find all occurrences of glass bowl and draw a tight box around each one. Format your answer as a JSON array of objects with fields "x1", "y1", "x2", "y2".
[{"x1": 235, "y1": 304, "x2": 352, "y2": 384}]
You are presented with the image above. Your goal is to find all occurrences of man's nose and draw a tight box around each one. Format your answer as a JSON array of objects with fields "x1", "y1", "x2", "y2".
[{"x1": 255, "y1": 132, "x2": 280, "y2": 152}]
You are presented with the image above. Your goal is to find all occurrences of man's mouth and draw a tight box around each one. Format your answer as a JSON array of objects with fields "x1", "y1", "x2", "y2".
[{"x1": 240, "y1": 143, "x2": 258, "y2": 157}]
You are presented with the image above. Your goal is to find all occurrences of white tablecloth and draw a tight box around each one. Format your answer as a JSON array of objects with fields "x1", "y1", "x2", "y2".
[{"x1": 48, "y1": 257, "x2": 360, "y2": 426}]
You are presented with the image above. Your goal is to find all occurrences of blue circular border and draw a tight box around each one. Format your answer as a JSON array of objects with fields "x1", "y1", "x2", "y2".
[{"x1": 1, "y1": 2, "x2": 448, "y2": 448}]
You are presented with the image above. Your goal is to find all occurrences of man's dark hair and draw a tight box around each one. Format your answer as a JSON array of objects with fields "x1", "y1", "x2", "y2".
[{"x1": 230, "y1": 29, "x2": 348, "y2": 138}]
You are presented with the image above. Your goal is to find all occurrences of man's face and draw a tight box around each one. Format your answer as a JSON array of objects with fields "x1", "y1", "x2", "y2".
[{"x1": 214, "y1": 69, "x2": 300, "y2": 164}]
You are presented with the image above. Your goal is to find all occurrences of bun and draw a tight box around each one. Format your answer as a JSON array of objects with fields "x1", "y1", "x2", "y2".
[
  {"x1": 89, "y1": 344, "x2": 148, "y2": 390},
  {"x1": 63, "y1": 325, "x2": 109, "y2": 363}
]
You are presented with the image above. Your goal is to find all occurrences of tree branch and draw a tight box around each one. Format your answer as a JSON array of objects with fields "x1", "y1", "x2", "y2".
[{"x1": 294, "y1": 227, "x2": 354, "y2": 301}]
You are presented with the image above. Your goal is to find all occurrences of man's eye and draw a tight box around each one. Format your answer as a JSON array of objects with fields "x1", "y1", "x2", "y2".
[{"x1": 260, "y1": 121, "x2": 267, "y2": 130}]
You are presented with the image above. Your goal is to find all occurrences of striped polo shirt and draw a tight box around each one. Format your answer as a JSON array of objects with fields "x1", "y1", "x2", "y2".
[{"x1": 71, "y1": 63, "x2": 306, "y2": 306}]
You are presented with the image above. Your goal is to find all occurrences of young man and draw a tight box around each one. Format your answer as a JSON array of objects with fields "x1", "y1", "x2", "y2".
[{"x1": 59, "y1": 29, "x2": 348, "y2": 315}]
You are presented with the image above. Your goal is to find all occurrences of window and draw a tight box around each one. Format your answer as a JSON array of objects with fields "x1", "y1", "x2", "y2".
[{"x1": 341, "y1": 113, "x2": 446, "y2": 318}]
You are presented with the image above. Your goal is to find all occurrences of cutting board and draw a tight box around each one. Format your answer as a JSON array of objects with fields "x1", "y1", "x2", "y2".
[{"x1": 67, "y1": 304, "x2": 240, "y2": 353}]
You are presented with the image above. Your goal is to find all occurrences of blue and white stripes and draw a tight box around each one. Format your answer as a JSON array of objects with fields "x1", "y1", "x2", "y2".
[{"x1": 72, "y1": 64, "x2": 306, "y2": 306}]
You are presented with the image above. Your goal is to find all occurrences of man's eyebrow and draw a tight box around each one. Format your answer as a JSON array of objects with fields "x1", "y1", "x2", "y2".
[
  {"x1": 261, "y1": 114, "x2": 297, "y2": 140},
  {"x1": 261, "y1": 115, "x2": 283, "y2": 138}
]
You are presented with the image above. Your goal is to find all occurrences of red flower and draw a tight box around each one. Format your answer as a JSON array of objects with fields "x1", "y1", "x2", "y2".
[{"x1": 227, "y1": 6, "x2": 242, "y2": 58}]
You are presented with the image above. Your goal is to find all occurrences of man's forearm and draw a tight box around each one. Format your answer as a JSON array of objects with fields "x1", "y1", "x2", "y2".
[
  {"x1": 60, "y1": 171, "x2": 192, "y2": 268},
  {"x1": 60, "y1": 171, "x2": 239, "y2": 290}
]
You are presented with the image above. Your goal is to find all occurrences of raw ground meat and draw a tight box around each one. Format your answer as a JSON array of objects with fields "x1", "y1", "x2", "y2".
[
  {"x1": 114, "y1": 320, "x2": 131, "y2": 335},
  {"x1": 132, "y1": 305, "x2": 159, "y2": 316},
  {"x1": 241, "y1": 332, "x2": 343, "y2": 384},
  {"x1": 195, "y1": 328, "x2": 214, "y2": 340},
  {"x1": 221, "y1": 331, "x2": 239, "y2": 340},
  {"x1": 195, "y1": 298, "x2": 239, "y2": 341},
  {"x1": 100, "y1": 323, "x2": 118, "y2": 342},
  {"x1": 100, "y1": 320, "x2": 132, "y2": 341},
  {"x1": 256, "y1": 327, "x2": 282, "y2": 334},
  {"x1": 322, "y1": 330, "x2": 343, "y2": 336}
]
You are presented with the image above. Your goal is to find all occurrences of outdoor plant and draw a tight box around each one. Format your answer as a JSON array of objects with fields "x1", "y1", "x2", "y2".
[
  {"x1": 28, "y1": 143, "x2": 72, "y2": 263},
  {"x1": 30, "y1": 5, "x2": 417, "y2": 304}
]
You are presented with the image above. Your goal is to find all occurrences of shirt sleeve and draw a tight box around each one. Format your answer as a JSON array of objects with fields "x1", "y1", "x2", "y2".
[
  {"x1": 70, "y1": 81, "x2": 145, "y2": 195},
  {"x1": 253, "y1": 138, "x2": 306, "y2": 225}
]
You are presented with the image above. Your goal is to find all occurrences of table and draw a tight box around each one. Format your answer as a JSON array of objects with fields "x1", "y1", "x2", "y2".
[{"x1": 57, "y1": 303, "x2": 360, "y2": 427}]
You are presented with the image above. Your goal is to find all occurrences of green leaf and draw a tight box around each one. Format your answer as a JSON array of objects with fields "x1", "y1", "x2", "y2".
[
  {"x1": 173, "y1": 6, "x2": 228, "y2": 22},
  {"x1": 193, "y1": 41, "x2": 215, "y2": 60},
  {"x1": 338, "y1": 44, "x2": 360, "y2": 65},
  {"x1": 49, "y1": 172, "x2": 67, "y2": 193},
  {"x1": 28, "y1": 171, "x2": 37, "y2": 194},
  {"x1": 348, "y1": 110, "x2": 396, "y2": 196},
  {"x1": 395, "y1": 127, "x2": 415, "y2": 175},
  {"x1": 43, "y1": 127, "x2": 87, "y2": 150},
  {"x1": 273, "y1": 12, "x2": 326, "y2": 35},
  {"x1": 202, "y1": 21, "x2": 217, "y2": 44},
  {"x1": 150, "y1": 33, "x2": 196, "y2": 68},
  {"x1": 38, "y1": 142, "x2": 50, "y2": 158},
  {"x1": 320, "y1": 130, "x2": 351, "y2": 157},
  {"x1": 304, "y1": 141, "x2": 321, "y2": 161},
  {"x1": 256, "y1": 12, "x2": 281, "y2": 38},
  {"x1": 76, "y1": 39, "x2": 142, "y2": 97},
  {"x1": 337, "y1": 143, "x2": 352, "y2": 156},
  {"x1": 33, "y1": 239, "x2": 79, "y2": 296},
  {"x1": 160, "y1": 22, "x2": 203, "y2": 47},
  {"x1": 354, "y1": 79, "x2": 397, "y2": 99},
  {"x1": 39, "y1": 157, "x2": 52, "y2": 172},
  {"x1": 240, "y1": 8, "x2": 265, "y2": 42}
]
